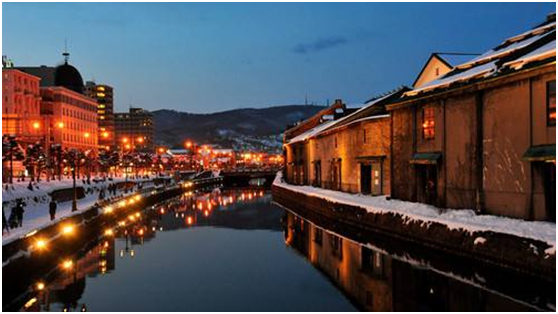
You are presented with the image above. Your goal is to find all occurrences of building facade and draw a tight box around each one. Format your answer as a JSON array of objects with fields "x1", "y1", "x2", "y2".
[
  {"x1": 85, "y1": 82, "x2": 115, "y2": 151},
  {"x1": 40, "y1": 86, "x2": 99, "y2": 154},
  {"x1": 114, "y1": 107, "x2": 154, "y2": 153},
  {"x1": 387, "y1": 16, "x2": 556, "y2": 221},
  {"x1": 284, "y1": 91, "x2": 405, "y2": 196},
  {"x1": 2, "y1": 69, "x2": 43, "y2": 144},
  {"x1": 16, "y1": 53, "x2": 99, "y2": 155}
]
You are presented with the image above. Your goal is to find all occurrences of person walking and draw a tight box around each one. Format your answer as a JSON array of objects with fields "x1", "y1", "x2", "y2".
[
  {"x1": 9, "y1": 207, "x2": 17, "y2": 229},
  {"x1": 49, "y1": 198, "x2": 57, "y2": 221},
  {"x1": 15, "y1": 199, "x2": 26, "y2": 228}
]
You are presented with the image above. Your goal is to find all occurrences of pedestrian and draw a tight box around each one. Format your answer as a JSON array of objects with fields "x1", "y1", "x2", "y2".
[
  {"x1": 15, "y1": 199, "x2": 26, "y2": 227},
  {"x1": 9, "y1": 208, "x2": 17, "y2": 229},
  {"x1": 2, "y1": 208, "x2": 9, "y2": 234},
  {"x1": 49, "y1": 198, "x2": 57, "y2": 221}
]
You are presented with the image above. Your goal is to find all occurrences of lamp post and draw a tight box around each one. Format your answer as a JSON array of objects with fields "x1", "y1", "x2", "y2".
[{"x1": 70, "y1": 149, "x2": 78, "y2": 212}]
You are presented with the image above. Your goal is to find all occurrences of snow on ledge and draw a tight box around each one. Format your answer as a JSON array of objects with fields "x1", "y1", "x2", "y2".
[{"x1": 273, "y1": 172, "x2": 556, "y2": 253}]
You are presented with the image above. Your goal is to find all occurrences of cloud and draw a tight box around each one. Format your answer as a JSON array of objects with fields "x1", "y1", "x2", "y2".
[{"x1": 292, "y1": 36, "x2": 348, "y2": 54}]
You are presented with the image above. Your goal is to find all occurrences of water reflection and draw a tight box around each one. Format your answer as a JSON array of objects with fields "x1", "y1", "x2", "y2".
[
  {"x1": 283, "y1": 210, "x2": 555, "y2": 311},
  {"x1": 16, "y1": 188, "x2": 355, "y2": 312}
]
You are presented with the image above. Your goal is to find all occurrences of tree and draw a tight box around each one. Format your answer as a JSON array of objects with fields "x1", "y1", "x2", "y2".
[{"x1": 2, "y1": 135, "x2": 25, "y2": 184}]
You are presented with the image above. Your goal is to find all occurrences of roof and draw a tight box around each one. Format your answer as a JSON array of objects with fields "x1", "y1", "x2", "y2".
[
  {"x1": 285, "y1": 88, "x2": 408, "y2": 145},
  {"x1": 285, "y1": 119, "x2": 337, "y2": 145},
  {"x1": 402, "y1": 17, "x2": 556, "y2": 98},
  {"x1": 436, "y1": 53, "x2": 477, "y2": 67}
]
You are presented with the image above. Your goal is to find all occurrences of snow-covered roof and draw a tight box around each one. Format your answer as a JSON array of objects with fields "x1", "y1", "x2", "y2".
[
  {"x1": 213, "y1": 148, "x2": 234, "y2": 154},
  {"x1": 286, "y1": 119, "x2": 338, "y2": 145},
  {"x1": 405, "y1": 20, "x2": 556, "y2": 97},
  {"x1": 504, "y1": 39, "x2": 556, "y2": 70},
  {"x1": 168, "y1": 149, "x2": 190, "y2": 155},
  {"x1": 285, "y1": 88, "x2": 405, "y2": 145},
  {"x1": 437, "y1": 54, "x2": 476, "y2": 67}
]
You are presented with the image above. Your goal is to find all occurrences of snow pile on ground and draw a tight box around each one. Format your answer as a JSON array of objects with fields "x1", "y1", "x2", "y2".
[
  {"x1": 2, "y1": 175, "x2": 169, "y2": 245},
  {"x1": 2, "y1": 175, "x2": 156, "y2": 203},
  {"x1": 273, "y1": 172, "x2": 556, "y2": 252}
]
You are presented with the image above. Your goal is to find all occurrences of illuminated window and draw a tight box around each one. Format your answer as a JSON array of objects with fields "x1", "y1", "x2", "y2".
[
  {"x1": 97, "y1": 86, "x2": 105, "y2": 92},
  {"x1": 97, "y1": 93, "x2": 105, "y2": 98},
  {"x1": 548, "y1": 80, "x2": 556, "y2": 126},
  {"x1": 422, "y1": 107, "x2": 435, "y2": 140}
]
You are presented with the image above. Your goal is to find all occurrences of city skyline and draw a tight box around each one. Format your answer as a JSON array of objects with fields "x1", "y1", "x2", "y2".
[{"x1": 3, "y1": 2, "x2": 555, "y2": 113}]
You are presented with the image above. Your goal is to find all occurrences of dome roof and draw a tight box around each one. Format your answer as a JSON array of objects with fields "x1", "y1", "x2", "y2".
[{"x1": 54, "y1": 62, "x2": 84, "y2": 94}]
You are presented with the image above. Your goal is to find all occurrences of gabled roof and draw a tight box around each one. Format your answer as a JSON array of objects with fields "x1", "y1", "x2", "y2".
[
  {"x1": 285, "y1": 87, "x2": 409, "y2": 145},
  {"x1": 411, "y1": 53, "x2": 453, "y2": 88},
  {"x1": 403, "y1": 16, "x2": 556, "y2": 98}
]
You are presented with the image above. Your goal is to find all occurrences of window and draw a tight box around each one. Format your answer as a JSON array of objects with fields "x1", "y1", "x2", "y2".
[
  {"x1": 361, "y1": 247, "x2": 386, "y2": 278},
  {"x1": 422, "y1": 107, "x2": 435, "y2": 140},
  {"x1": 362, "y1": 129, "x2": 367, "y2": 143},
  {"x1": 331, "y1": 234, "x2": 343, "y2": 259},
  {"x1": 334, "y1": 136, "x2": 338, "y2": 148},
  {"x1": 548, "y1": 80, "x2": 556, "y2": 126}
]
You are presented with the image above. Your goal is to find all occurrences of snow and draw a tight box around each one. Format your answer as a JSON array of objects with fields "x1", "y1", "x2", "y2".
[
  {"x1": 406, "y1": 60, "x2": 497, "y2": 96},
  {"x1": 504, "y1": 39, "x2": 556, "y2": 69},
  {"x1": 286, "y1": 89, "x2": 402, "y2": 145},
  {"x1": 2, "y1": 175, "x2": 162, "y2": 246},
  {"x1": 273, "y1": 172, "x2": 556, "y2": 252},
  {"x1": 474, "y1": 237, "x2": 487, "y2": 245},
  {"x1": 286, "y1": 119, "x2": 338, "y2": 145},
  {"x1": 456, "y1": 30, "x2": 552, "y2": 69}
]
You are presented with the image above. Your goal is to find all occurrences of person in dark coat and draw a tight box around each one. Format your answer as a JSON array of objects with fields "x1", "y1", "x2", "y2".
[
  {"x1": 9, "y1": 208, "x2": 17, "y2": 229},
  {"x1": 49, "y1": 198, "x2": 57, "y2": 221},
  {"x1": 15, "y1": 199, "x2": 26, "y2": 227}
]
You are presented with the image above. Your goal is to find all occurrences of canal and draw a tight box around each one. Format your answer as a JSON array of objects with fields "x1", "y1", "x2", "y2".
[{"x1": 5, "y1": 187, "x2": 555, "y2": 311}]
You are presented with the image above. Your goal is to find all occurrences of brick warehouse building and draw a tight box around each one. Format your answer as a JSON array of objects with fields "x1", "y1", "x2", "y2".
[
  {"x1": 284, "y1": 89, "x2": 406, "y2": 195},
  {"x1": 387, "y1": 15, "x2": 556, "y2": 221}
]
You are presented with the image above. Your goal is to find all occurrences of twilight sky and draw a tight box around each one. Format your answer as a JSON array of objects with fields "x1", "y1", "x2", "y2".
[{"x1": 2, "y1": 2, "x2": 555, "y2": 113}]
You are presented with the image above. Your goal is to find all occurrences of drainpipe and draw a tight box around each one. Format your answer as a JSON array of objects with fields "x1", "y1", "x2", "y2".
[
  {"x1": 475, "y1": 91, "x2": 485, "y2": 214},
  {"x1": 528, "y1": 78, "x2": 535, "y2": 220},
  {"x1": 442, "y1": 99, "x2": 447, "y2": 208},
  {"x1": 412, "y1": 105, "x2": 417, "y2": 201}
]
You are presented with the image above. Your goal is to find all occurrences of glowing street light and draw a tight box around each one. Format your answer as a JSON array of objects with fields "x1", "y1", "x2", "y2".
[
  {"x1": 61, "y1": 224, "x2": 75, "y2": 236},
  {"x1": 35, "y1": 239, "x2": 47, "y2": 250},
  {"x1": 61, "y1": 260, "x2": 73, "y2": 270},
  {"x1": 32, "y1": 121, "x2": 40, "y2": 130},
  {"x1": 36, "y1": 282, "x2": 45, "y2": 291}
]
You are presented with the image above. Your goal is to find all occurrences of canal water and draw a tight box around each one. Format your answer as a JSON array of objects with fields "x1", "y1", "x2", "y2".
[{"x1": 8, "y1": 188, "x2": 555, "y2": 311}]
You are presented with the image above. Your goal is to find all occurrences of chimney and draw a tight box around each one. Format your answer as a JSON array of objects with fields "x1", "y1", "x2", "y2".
[{"x1": 334, "y1": 99, "x2": 343, "y2": 106}]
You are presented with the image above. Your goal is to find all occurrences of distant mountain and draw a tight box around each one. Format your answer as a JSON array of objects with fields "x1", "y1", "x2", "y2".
[{"x1": 152, "y1": 105, "x2": 326, "y2": 153}]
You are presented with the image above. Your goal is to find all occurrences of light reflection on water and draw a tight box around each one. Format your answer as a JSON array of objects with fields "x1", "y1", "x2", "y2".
[
  {"x1": 19, "y1": 188, "x2": 356, "y2": 312},
  {"x1": 13, "y1": 187, "x2": 555, "y2": 312}
]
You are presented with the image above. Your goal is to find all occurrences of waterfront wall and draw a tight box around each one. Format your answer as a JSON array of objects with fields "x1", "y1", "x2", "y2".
[{"x1": 273, "y1": 184, "x2": 555, "y2": 278}]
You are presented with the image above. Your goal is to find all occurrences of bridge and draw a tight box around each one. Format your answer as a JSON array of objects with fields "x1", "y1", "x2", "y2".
[{"x1": 221, "y1": 167, "x2": 280, "y2": 187}]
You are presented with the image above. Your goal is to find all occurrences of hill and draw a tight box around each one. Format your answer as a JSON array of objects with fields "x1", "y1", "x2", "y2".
[{"x1": 152, "y1": 105, "x2": 326, "y2": 152}]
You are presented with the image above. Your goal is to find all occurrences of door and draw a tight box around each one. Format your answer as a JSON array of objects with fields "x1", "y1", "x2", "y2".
[
  {"x1": 544, "y1": 162, "x2": 556, "y2": 222},
  {"x1": 371, "y1": 162, "x2": 382, "y2": 196},
  {"x1": 361, "y1": 164, "x2": 372, "y2": 194},
  {"x1": 313, "y1": 161, "x2": 321, "y2": 187},
  {"x1": 417, "y1": 165, "x2": 437, "y2": 206}
]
